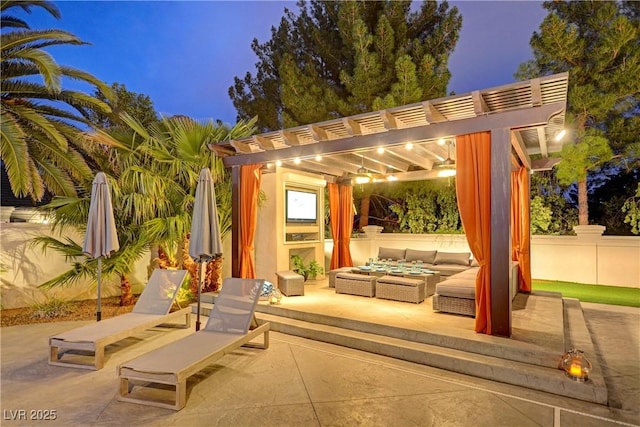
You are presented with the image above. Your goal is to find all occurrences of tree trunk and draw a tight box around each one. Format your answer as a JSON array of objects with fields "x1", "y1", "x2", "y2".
[
  {"x1": 203, "y1": 257, "x2": 223, "y2": 292},
  {"x1": 360, "y1": 196, "x2": 370, "y2": 228},
  {"x1": 119, "y1": 274, "x2": 135, "y2": 306},
  {"x1": 578, "y1": 179, "x2": 589, "y2": 225},
  {"x1": 156, "y1": 246, "x2": 174, "y2": 269},
  {"x1": 181, "y1": 235, "x2": 200, "y2": 295}
]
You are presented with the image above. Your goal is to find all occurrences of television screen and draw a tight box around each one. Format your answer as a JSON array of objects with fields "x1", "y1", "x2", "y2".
[{"x1": 286, "y1": 189, "x2": 317, "y2": 223}]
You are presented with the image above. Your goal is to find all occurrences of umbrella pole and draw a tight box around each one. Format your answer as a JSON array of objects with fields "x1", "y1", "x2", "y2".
[
  {"x1": 97, "y1": 257, "x2": 102, "y2": 322},
  {"x1": 196, "y1": 261, "x2": 202, "y2": 331}
]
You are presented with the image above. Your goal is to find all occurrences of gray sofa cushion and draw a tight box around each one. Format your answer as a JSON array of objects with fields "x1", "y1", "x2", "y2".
[
  {"x1": 405, "y1": 249, "x2": 437, "y2": 264},
  {"x1": 434, "y1": 251, "x2": 471, "y2": 266},
  {"x1": 436, "y1": 279, "x2": 476, "y2": 299},
  {"x1": 378, "y1": 247, "x2": 406, "y2": 261},
  {"x1": 435, "y1": 267, "x2": 480, "y2": 299}
]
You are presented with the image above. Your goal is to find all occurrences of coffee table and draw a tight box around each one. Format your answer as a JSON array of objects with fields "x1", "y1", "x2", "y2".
[{"x1": 351, "y1": 267, "x2": 440, "y2": 296}]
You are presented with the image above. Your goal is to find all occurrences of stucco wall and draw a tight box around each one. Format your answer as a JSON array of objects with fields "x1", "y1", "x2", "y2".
[
  {"x1": 3, "y1": 222, "x2": 638, "y2": 309},
  {"x1": 0, "y1": 223, "x2": 153, "y2": 309},
  {"x1": 530, "y1": 235, "x2": 639, "y2": 287}
]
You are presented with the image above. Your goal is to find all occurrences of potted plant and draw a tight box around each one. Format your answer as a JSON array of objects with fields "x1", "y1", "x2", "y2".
[{"x1": 290, "y1": 255, "x2": 324, "y2": 281}]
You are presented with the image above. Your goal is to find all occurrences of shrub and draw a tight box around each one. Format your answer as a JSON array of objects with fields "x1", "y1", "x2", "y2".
[{"x1": 31, "y1": 297, "x2": 73, "y2": 319}]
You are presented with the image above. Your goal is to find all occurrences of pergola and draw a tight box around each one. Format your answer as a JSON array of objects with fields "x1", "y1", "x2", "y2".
[{"x1": 210, "y1": 73, "x2": 569, "y2": 337}]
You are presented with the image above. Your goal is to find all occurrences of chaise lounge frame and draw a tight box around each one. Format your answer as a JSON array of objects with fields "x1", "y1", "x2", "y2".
[
  {"x1": 49, "y1": 269, "x2": 191, "y2": 370},
  {"x1": 117, "y1": 277, "x2": 270, "y2": 411}
]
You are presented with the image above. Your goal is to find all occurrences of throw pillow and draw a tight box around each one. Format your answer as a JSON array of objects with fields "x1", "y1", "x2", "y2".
[
  {"x1": 405, "y1": 249, "x2": 437, "y2": 264},
  {"x1": 434, "y1": 251, "x2": 471, "y2": 266},
  {"x1": 377, "y1": 247, "x2": 406, "y2": 260}
]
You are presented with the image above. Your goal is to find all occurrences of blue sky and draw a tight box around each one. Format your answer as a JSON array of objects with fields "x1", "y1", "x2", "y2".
[{"x1": 22, "y1": 1, "x2": 548, "y2": 125}]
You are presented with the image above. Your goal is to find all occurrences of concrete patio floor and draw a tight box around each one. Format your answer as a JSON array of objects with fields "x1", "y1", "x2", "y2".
[{"x1": 1, "y1": 291, "x2": 638, "y2": 426}]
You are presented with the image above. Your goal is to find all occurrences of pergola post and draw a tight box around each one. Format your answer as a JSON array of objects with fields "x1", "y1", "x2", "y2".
[{"x1": 490, "y1": 127, "x2": 512, "y2": 337}]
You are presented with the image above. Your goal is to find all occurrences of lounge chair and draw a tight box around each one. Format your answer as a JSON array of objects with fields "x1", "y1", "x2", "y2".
[
  {"x1": 117, "y1": 277, "x2": 270, "y2": 411},
  {"x1": 49, "y1": 269, "x2": 191, "y2": 370}
]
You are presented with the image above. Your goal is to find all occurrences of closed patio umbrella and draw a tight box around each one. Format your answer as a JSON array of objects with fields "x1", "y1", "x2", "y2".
[
  {"x1": 189, "y1": 168, "x2": 223, "y2": 331},
  {"x1": 83, "y1": 172, "x2": 119, "y2": 321}
]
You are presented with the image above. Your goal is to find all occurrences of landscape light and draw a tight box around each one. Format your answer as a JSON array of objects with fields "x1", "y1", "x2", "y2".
[{"x1": 561, "y1": 349, "x2": 591, "y2": 382}]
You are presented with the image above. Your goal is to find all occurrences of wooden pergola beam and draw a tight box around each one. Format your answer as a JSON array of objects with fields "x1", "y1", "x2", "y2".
[
  {"x1": 511, "y1": 131, "x2": 531, "y2": 170},
  {"x1": 223, "y1": 102, "x2": 565, "y2": 168}
]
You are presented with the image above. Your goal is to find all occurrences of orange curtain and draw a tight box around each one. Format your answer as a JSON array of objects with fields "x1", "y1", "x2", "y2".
[
  {"x1": 510, "y1": 167, "x2": 532, "y2": 292},
  {"x1": 328, "y1": 183, "x2": 341, "y2": 269},
  {"x1": 239, "y1": 164, "x2": 262, "y2": 278},
  {"x1": 338, "y1": 184, "x2": 354, "y2": 267},
  {"x1": 455, "y1": 132, "x2": 492, "y2": 334}
]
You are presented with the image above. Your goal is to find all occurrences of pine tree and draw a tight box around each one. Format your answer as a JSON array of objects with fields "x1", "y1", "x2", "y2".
[
  {"x1": 87, "y1": 82, "x2": 159, "y2": 130},
  {"x1": 229, "y1": 1, "x2": 461, "y2": 132},
  {"x1": 516, "y1": 1, "x2": 640, "y2": 226}
]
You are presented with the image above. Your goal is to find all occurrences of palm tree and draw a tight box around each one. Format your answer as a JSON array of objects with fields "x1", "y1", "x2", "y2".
[
  {"x1": 1, "y1": 0, "x2": 112, "y2": 201},
  {"x1": 124, "y1": 114, "x2": 257, "y2": 292},
  {"x1": 35, "y1": 114, "x2": 257, "y2": 304}
]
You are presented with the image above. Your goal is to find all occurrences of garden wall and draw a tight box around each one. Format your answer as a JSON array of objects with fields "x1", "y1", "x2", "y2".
[
  {"x1": 325, "y1": 230, "x2": 640, "y2": 288},
  {"x1": 0, "y1": 224, "x2": 152, "y2": 309},
  {"x1": 0, "y1": 222, "x2": 235, "y2": 309},
  {"x1": 3, "y1": 223, "x2": 638, "y2": 309}
]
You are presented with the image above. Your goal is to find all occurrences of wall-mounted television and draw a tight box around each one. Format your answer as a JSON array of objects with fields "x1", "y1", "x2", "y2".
[{"x1": 286, "y1": 188, "x2": 317, "y2": 224}]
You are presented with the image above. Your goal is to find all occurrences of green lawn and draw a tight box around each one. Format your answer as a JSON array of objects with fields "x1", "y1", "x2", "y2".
[{"x1": 532, "y1": 280, "x2": 640, "y2": 308}]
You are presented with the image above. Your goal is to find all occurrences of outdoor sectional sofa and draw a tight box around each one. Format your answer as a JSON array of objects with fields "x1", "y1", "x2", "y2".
[
  {"x1": 375, "y1": 247, "x2": 476, "y2": 277},
  {"x1": 328, "y1": 247, "x2": 473, "y2": 289},
  {"x1": 433, "y1": 262, "x2": 520, "y2": 317}
]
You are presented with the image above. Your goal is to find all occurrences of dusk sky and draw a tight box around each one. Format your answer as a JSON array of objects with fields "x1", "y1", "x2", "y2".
[{"x1": 23, "y1": 1, "x2": 548, "y2": 125}]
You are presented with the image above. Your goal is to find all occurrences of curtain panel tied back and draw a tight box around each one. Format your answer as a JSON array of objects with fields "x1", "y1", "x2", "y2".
[
  {"x1": 455, "y1": 132, "x2": 492, "y2": 335},
  {"x1": 511, "y1": 167, "x2": 532, "y2": 292},
  {"x1": 328, "y1": 183, "x2": 354, "y2": 269},
  {"x1": 239, "y1": 165, "x2": 262, "y2": 279}
]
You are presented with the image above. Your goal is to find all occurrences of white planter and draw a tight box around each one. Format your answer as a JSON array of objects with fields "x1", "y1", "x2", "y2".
[
  {"x1": 10, "y1": 208, "x2": 43, "y2": 223},
  {"x1": 573, "y1": 225, "x2": 606, "y2": 240},
  {"x1": 0, "y1": 206, "x2": 15, "y2": 223},
  {"x1": 362, "y1": 225, "x2": 383, "y2": 237}
]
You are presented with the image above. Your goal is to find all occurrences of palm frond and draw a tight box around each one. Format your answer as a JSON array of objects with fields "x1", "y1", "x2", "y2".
[
  {"x1": 33, "y1": 158, "x2": 77, "y2": 196},
  {"x1": 55, "y1": 90, "x2": 112, "y2": 115},
  {"x1": 1, "y1": 29, "x2": 83, "y2": 53},
  {"x1": 79, "y1": 128, "x2": 131, "y2": 152},
  {"x1": 27, "y1": 157, "x2": 45, "y2": 200},
  {"x1": 6, "y1": 47, "x2": 60, "y2": 90},
  {"x1": 1, "y1": 1, "x2": 61, "y2": 19},
  {"x1": 0, "y1": 111, "x2": 31, "y2": 197},
  {"x1": 59, "y1": 65, "x2": 114, "y2": 101},
  {"x1": 44, "y1": 196, "x2": 90, "y2": 232},
  {"x1": 8, "y1": 103, "x2": 68, "y2": 149},
  {"x1": 30, "y1": 235, "x2": 83, "y2": 258},
  {"x1": 1, "y1": 78, "x2": 57, "y2": 97},
  {"x1": 225, "y1": 116, "x2": 259, "y2": 140},
  {"x1": 31, "y1": 237, "x2": 97, "y2": 289},
  {"x1": 37, "y1": 265, "x2": 93, "y2": 289},
  {"x1": 119, "y1": 112, "x2": 151, "y2": 139},
  {"x1": 0, "y1": 16, "x2": 28, "y2": 29},
  {"x1": 142, "y1": 212, "x2": 191, "y2": 248},
  {"x1": 30, "y1": 130, "x2": 93, "y2": 180}
]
